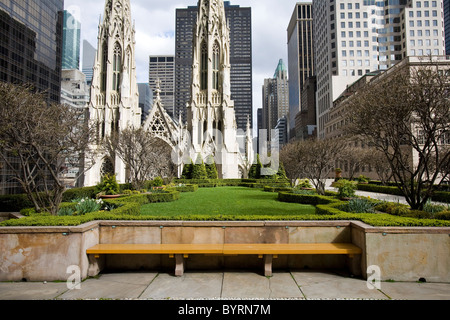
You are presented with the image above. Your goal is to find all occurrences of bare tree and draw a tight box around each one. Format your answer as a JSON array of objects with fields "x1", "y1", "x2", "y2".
[
  {"x1": 0, "y1": 83, "x2": 97, "y2": 215},
  {"x1": 281, "y1": 138, "x2": 345, "y2": 195},
  {"x1": 366, "y1": 147, "x2": 393, "y2": 185},
  {"x1": 343, "y1": 58, "x2": 450, "y2": 210},
  {"x1": 338, "y1": 142, "x2": 373, "y2": 180},
  {"x1": 104, "y1": 128, "x2": 176, "y2": 191}
]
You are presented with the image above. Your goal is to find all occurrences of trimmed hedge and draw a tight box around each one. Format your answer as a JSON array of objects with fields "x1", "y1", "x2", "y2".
[
  {"x1": 357, "y1": 183, "x2": 450, "y2": 203},
  {"x1": 0, "y1": 194, "x2": 34, "y2": 212},
  {"x1": 356, "y1": 183, "x2": 404, "y2": 196},
  {"x1": 167, "y1": 184, "x2": 199, "y2": 193},
  {"x1": 278, "y1": 192, "x2": 341, "y2": 206},
  {"x1": 264, "y1": 186, "x2": 292, "y2": 193}
]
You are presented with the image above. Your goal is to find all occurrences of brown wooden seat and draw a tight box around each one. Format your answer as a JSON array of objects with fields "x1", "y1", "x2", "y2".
[{"x1": 87, "y1": 243, "x2": 362, "y2": 277}]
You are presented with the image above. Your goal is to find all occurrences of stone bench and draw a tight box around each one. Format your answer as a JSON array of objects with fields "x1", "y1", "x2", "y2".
[{"x1": 87, "y1": 243, "x2": 362, "y2": 277}]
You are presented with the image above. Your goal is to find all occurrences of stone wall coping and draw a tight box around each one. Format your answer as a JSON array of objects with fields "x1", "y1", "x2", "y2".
[{"x1": 0, "y1": 219, "x2": 449, "y2": 235}]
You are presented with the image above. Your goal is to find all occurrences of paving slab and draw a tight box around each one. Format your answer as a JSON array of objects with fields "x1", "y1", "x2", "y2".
[
  {"x1": 379, "y1": 281, "x2": 450, "y2": 300},
  {"x1": 59, "y1": 272, "x2": 158, "y2": 300},
  {"x1": 0, "y1": 282, "x2": 68, "y2": 300},
  {"x1": 141, "y1": 272, "x2": 223, "y2": 299},
  {"x1": 221, "y1": 272, "x2": 303, "y2": 299},
  {"x1": 291, "y1": 271, "x2": 389, "y2": 300}
]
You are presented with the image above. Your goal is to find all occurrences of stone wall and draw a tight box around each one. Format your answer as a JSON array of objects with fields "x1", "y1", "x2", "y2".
[{"x1": 0, "y1": 221, "x2": 449, "y2": 282}]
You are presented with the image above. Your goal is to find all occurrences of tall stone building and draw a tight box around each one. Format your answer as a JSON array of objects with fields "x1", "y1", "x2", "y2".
[
  {"x1": 187, "y1": 0, "x2": 242, "y2": 179},
  {"x1": 313, "y1": 0, "x2": 446, "y2": 139},
  {"x1": 84, "y1": 0, "x2": 142, "y2": 186}
]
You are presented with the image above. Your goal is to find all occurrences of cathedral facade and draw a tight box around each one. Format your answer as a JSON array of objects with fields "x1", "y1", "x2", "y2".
[
  {"x1": 84, "y1": 0, "x2": 142, "y2": 186},
  {"x1": 84, "y1": 0, "x2": 252, "y2": 186},
  {"x1": 187, "y1": 0, "x2": 242, "y2": 179}
]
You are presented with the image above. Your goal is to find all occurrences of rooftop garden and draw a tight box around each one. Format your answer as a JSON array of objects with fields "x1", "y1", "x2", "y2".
[{"x1": 0, "y1": 178, "x2": 449, "y2": 228}]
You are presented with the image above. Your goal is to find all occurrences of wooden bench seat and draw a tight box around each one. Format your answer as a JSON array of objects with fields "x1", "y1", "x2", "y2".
[{"x1": 87, "y1": 243, "x2": 362, "y2": 277}]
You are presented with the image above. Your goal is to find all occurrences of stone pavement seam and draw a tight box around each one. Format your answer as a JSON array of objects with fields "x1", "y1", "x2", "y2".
[{"x1": 289, "y1": 272, "x2": 307, "y2": 299}]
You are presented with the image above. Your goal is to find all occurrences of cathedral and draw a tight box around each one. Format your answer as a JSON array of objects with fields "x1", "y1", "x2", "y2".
[
  {"x1": 85, "y1": 0, "x2": 252, "y2": 186},
  {"x1": 84, "y1": 0, "x2": 142, "y2": 186}
]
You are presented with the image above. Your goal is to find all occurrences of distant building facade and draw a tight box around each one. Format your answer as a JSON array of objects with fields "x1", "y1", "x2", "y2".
[
  {"x1": 262, "y1": 59, "x2": 289, "y2": 144},
  {"x1": 149, "y1": 56, "x2": 175, "y2": 117},
  {"x1": 313, "y1": 0, "x2": 447, "y2": 139},
  {"x1": 287, "y1": 2, "x2": 314, "y2": 140},
  {"x1": 82, "y1": 40, "x2": 96, "y2": 86}
]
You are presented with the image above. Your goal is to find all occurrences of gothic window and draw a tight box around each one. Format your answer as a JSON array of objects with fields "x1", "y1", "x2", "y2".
[
  {"x1": 212, "y1": 42, "x2": 220, "y2": 90},
  {"x1": 112, "y1": 43, "x2": 121, "y2": 92},
  {"x1": 200, "y1": 41, "x2": 208, "y2": 91},
  {"x1": 101, "y1": 43, "x2": 108, "y2": 92}
]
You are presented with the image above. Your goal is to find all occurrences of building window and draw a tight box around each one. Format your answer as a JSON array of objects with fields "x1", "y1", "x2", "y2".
[
  {"x1": 212, "y1": 42, "x2": 220, "y2": 91},
  {"x1": 101, "y1": 43, "x2": 108, "y2": 92},
  {"x1": 201, "y1": 41, "x2": 208, "y2": 91},
  {"x1": 112, "y1": 43, "x2": 121, "y2": 92}
]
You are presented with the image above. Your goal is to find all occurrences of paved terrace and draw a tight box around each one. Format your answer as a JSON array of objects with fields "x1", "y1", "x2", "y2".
[{"x1": 1, "y1": 270, "x2": 449, "y2": 300}]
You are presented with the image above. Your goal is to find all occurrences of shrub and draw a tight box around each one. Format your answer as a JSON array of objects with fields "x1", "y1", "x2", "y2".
[
  {"x1": 375, "y1": 202, "x2": 410, "y2": 216},
  {"x1": 341, "y1": 198, "x2": 377, "y2": 213},
  {"x1": 296, "y1": 179, "x2": 313, "y2": 189},
  {"x1": 62, "y1": 186, "x2": 97, "y2": 202},
  {"x1": 423, "y1": 200, "x2": 448, "y2": 214},
  {"x1": 96, "y1": 174, "x2": 120, "y2": 195},
  {"x1": 73, "y1": 198, "x2": 104, "y2": 215},
  {"x1": 334, "y1": 179, "x2": 358, "y2": 199}
]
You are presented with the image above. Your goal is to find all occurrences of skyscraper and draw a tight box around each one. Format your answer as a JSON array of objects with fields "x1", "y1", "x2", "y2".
[
  {"x1": 0, "y1": 0, "x2": 64, "y2": 194},
  {"x1": 0, "y1": 0, "x2": 63, "y2": 104},
  {"x1": 62, "y1": 10, "x2": 81, "y2": 70},
  {"x1": 262, "y1": 59, "x2": 289, "y2": 143},
  {"x1": 149, "y1": 55, "x2": 175, "y2": 117},
  {"x1": 313, "y1": 0, "x2": 446, "y2": 139},
  {"x1": 287, "y1": 2, "x2": 314, "y2": 140},
  {"x1": 175, "y1": 1, "x2": 252, "y2": 131},
  {"x1": 82, "y1": 40, "x2": 96, "y2": 86}
]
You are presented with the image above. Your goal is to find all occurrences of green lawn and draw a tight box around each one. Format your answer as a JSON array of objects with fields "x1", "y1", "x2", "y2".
[{"x1": 140, "y1": 187, "x2": 316, "y2": 219}]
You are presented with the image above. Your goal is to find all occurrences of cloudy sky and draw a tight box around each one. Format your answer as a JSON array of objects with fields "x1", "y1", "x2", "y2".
[{"x1": 64, "y1": 0, "x2": 309, "y2": 115}]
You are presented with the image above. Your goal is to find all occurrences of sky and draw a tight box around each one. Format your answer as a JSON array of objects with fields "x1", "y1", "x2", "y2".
[{"x1": 64, "y1": 0, "x2": 310, "y2": 118}]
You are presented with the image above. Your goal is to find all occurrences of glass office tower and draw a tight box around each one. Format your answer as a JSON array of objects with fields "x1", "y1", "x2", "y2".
[
  {"x1": 62, "y1": 10, "x2": 81, "y2": 70},
  {"x1": 0, "y1": 0, "x2": 64, "y2": 194}
]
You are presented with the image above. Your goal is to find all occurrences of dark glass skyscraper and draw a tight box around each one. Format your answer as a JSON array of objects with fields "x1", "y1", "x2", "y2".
[
  {"x1": 0, "y1": 0, "x2": 64, "y2": 194},
  {"x1": 175, "y1": 1, "x2": 252, "y2": 131},
  {"x1": 0, "y1": 0, "x2": 63, "y2": 104}
]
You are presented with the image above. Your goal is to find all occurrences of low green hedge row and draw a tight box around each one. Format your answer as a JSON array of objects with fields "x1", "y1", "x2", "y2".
[
  {"x1": 264, "y1": 186, "x2": 293, "y2": 193},
  {"x1": 356, "y1": 183, "x2": 450, "y2": 203},
  {"x1": 277, "y1": 191, "x2": 450, "y2": 227},
  {"x1": 278, "y1": 192, "x2": 341, "y2": 206},
  {"x1": 1, "y1": 190, "x2": 180, "y2": 226},
  {"x1": 174, "y1": 179, "x2": 291, "y2": 189},
  {"x1": 166, "y1": 184, "x2": 199, "y2": 193}
]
